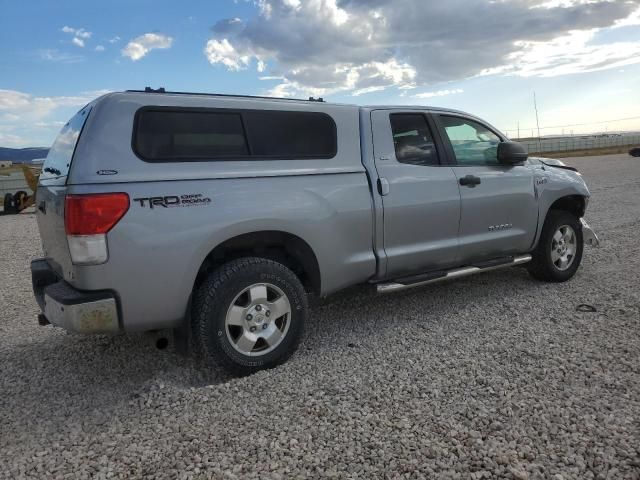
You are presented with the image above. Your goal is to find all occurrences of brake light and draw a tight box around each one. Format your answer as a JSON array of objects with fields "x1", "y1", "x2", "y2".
[
  {"x1": 65, "y1": 193, "x2": 129, "y2": 235},
  {"x1": 65, "y1": 193, "x2": 129, "y2": 265}
]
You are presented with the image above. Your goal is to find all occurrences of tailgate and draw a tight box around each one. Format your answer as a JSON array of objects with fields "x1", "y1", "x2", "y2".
[
  {"x1": 36, "y1": 106, "x2": 92, "y2": 280},
  {"x1": 36, "y1": 184, "x2": 71, "y2": 279}
]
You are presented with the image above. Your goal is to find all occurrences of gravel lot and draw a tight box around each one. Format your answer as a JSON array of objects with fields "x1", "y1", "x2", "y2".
[{"x1": 1, "y1": 153, "x2": 639, "y2": 479}]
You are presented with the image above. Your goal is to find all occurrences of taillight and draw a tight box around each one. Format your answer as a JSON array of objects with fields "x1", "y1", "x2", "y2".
[
  {"x1": 65, "y1": 193, "x2": 129, "y2": 235},
  {"x1": 64, "y1": 193, "x2": 129, "y2": 265}
]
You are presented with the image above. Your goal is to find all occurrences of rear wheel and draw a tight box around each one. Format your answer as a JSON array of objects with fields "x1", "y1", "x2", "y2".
[
  {"x1": 528, "y1": 210, "x2": 583, "y2": 282},
  {"x1": 192, "y1": 257, "x2": 307, "y2": 375}
]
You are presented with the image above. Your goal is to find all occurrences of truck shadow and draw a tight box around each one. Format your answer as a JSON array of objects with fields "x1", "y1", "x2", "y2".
[{"x1": 302, "y1": 267, "x2": 534, "y2": 350}]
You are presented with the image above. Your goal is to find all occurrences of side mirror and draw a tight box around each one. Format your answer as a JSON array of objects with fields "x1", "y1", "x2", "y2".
[{"x1": 497, "y1": 142, "x2": 528, "y2": 165}]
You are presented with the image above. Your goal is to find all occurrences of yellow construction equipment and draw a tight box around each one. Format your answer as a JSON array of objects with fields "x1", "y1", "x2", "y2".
[{"x1": 1, "y1": 165, "x2": 41, "y2": 214}]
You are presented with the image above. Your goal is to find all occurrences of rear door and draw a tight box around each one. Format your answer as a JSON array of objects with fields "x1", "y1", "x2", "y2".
[
  {"x1": 371, "y1": 109, "x2": 461, "y2": 278},
  {"x1": 433, "y1": 113, "x2": 538, "y2": 263},
  {"x1": 36, "y1": 106, "x2": 92, "y2": 279}
]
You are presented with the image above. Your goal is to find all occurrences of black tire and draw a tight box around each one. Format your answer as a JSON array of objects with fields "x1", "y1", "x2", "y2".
[
  {"x1": 192, "y1": 257, "x2": 307, "y2": 375},
  {"x1": 13, "y1": 190, "x2": 28, "y2": 211},
  {"x1": 3, "y1": 193, "x2": 15, "y2": 214},
  {"x1": 527, "y1": 209, "x2": 583, "y2": 282}
]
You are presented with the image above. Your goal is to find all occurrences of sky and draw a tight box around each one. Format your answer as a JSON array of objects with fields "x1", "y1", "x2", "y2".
[{"x1": 1, "y1": 0, "x2": 640, "y2": 148}]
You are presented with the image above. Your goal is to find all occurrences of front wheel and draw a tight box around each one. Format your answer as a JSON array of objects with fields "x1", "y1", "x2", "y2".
[
  {"x1": 527, "y1": 210, "x2": 584, "y2": 282},
  {"x1": 192, "y1": 257, "x2": 307, "y2": 375}
]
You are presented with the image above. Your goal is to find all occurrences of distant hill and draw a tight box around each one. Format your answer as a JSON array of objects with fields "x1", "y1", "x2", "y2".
[{"x1": 0, "y1": 147, "x2": 49, "y2": 163}]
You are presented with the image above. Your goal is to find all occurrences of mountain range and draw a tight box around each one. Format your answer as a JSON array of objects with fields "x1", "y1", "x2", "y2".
[{"x1": 0, "y1": 147, "x2": 49, "y2": 163}]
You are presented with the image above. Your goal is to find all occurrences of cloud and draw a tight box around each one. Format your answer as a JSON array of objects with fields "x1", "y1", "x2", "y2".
[
  {"x1": 211, "y1": 17, "x2": 244, "y2": 34},
  {"x1": 122, "y1": 33, "x2": 173, "y2": 61},
  {"x1": 109, "y1": 36, "x2": 121, "y2": 44},
  {"x1": 61, "y1": 26, "x2": 92, "y2": 48},
  {"x1": 614, "y1": 4, "x2": 640, "y2": 27},
  {"x1": 492, "y1": 30, "x2": 640, "y2": 78},
  {"x1": 414, "y1": 89, "x2": 464, "y2": 99},
  {"x1": 0, "y1": 89, "x2": 106, "y2": 117},
  {"x1": 204, "y1": 0, "x2": 640, "y2": 97},
  {"x1": 38, "y1": 49, "x2": 84, "y2": 64},
  {"x1": 352, "y1": 86, "x2": 386, "y2": 96},
  {"x1": 0, "y1": 89, "x2": 111, "y2": 147},
  {"x1": 204, "y1": 38, "x2": 252, "y2": 70},
  {"x1": 95, "y1": 45, "x2": 105, "y2": 52}
]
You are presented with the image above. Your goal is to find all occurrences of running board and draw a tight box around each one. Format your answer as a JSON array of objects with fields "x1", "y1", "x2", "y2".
[{"x1": 376, "y1": 254, "x2": 532, "y2": 294}]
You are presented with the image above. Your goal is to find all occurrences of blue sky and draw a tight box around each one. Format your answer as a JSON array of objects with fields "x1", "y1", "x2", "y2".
[{"x1": 1, "y1": 0, "x2": 639, "y2": 147}]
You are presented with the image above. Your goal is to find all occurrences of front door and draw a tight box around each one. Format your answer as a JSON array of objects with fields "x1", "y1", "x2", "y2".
[
  {"x1": 434, "y1": 114, "x2": 538, "y2": 264},
  {"x1": 371, "y1": 110, "x2": 461, "y2": 278}
]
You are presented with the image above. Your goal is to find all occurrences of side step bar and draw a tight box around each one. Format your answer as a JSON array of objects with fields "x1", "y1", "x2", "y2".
[{"x1": 376, "y1": 254, "x2": 532, "y2": 294}]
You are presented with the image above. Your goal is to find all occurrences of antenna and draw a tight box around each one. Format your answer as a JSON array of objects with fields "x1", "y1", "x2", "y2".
[{"x1": 533, "y1": 92, "x2": 542, "y2": 152}]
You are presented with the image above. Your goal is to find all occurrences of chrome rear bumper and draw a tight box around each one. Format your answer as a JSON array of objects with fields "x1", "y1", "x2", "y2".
[
  {"x1": 580, "y1": 218, "x2": 600, "y2": 247},
  {"x1": 31, "y1": 258, "x2": 120, "y2": 333}
]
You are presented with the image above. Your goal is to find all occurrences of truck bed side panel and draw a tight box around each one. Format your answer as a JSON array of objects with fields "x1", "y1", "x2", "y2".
[{"x1": 67, "y1": 173, "x2": 376, "y2": 331}]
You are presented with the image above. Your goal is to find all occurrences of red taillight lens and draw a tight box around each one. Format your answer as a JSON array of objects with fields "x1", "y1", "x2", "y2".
[{"x1": 65, "y1": 193, "x2": 130, "y2": 235}]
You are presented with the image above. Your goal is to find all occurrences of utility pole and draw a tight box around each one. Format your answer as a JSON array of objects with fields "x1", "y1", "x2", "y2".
[
  {"x1": 517, "y1": 121, "x2": 520, "y2": 140},
  {"x1": 533, "y1": 92, "x2": 542, "y2": 152}
]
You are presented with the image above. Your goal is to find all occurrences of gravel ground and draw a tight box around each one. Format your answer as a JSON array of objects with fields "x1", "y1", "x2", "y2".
[{"x1": 1, "y1": 153, "x2": 639, "y2": 479}]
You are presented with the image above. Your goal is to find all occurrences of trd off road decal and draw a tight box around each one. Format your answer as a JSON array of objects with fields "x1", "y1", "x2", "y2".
[{"x1": 133, "y1": 194, "x2": 212, "y2": 209}]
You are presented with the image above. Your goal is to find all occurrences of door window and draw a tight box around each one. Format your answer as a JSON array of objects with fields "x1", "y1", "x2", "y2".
[
  {"x1": 440, "y1": 116, "x2": 501, "y2": 166},
  {"x1": 390, "y1": 114, "x2": 439, "y2": 166}
]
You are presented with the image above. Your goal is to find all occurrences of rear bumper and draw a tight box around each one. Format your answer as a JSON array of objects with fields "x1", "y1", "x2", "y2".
[
  {"x1": 580, "y1": 218, "x2": 600, "y2": 247},
  {"x1": 31, "y1": 258, "x2": 120, "y2": 333}
]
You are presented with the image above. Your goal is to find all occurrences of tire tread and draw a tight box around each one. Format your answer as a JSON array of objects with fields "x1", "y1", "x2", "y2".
[
  {"x1": 191, "y1": 257, "x2": 306, "y2": 375},
  {"x1": 528, "y1": 209, "x2": 583, "y2": 283}
]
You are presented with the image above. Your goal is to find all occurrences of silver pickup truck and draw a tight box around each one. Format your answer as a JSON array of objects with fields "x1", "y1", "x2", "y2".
[{"x1": 31, "y1": 89, "x2": 599, "y2": 374}]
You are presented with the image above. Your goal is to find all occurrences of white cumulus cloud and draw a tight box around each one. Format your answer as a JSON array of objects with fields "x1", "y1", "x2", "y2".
[
  {"x1": 502, "y1": 30, "x2": 640, "y2": 77},
  {"x1": 0, "y1": 89, "x2": 111, "y2": 147},
  {"x1": 122, "y1": 33, "x2": 173, "y2": 61},
  {"x1": 204, "y1": 38, "x2": 255, "y2": 71},
  {"x1": 61, "y1": 26, "x2": 92, "y2": 48},
  {"x1": 414, "y1": 89, "x2": 464, "y2": 99}
]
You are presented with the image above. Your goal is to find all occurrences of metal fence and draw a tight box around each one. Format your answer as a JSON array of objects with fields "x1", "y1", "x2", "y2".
[{"x1": 517, "y1": 134, "x2": 640, "y2": 154}]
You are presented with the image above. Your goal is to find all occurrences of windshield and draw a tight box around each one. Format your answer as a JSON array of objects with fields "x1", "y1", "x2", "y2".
[{"x1": 39, "y1": 106, "x2": 92, "y2": 186}]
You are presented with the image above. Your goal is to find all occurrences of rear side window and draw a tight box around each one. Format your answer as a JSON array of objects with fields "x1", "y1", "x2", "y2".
[
  {"x1": 244, "y1": 110, "x2": 336, "y2": 158},
  {"x1": 135, "y1": 110, "x2": 249, "y2": 160},
  {"x1": 390, "y1": 113, "x2": 439, "y2": 166},
  {"x1": 134, "y1": 108, "x2": 337, "y2": 161},
  {"x1": 39, "y1": 106, "x2": 91, "y2": 186}
]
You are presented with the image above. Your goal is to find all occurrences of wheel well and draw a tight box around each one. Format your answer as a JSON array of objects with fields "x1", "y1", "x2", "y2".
[
  {"x1": 194, "y1": 231, "x2": 321, "y2": 295},
  {"x1": 548, "y1": 195, "x2": 586, "y2": 218}
]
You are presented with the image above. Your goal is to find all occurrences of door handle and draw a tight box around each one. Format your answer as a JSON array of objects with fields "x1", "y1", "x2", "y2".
[
  {"x1": 377, "y1": 177, "x2": 390, "y2": 196},
  {"x1": 459, "y1": 175, "x2": 481, "y2": 187}
]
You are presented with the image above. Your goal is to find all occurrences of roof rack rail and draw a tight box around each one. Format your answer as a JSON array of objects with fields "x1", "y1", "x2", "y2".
[
  {"x1": 144, "y1": 87, "x2": 166, "y2": 93},
  {"x1": 127, "y1": 88, "x2": 326, "y2": 103}
]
